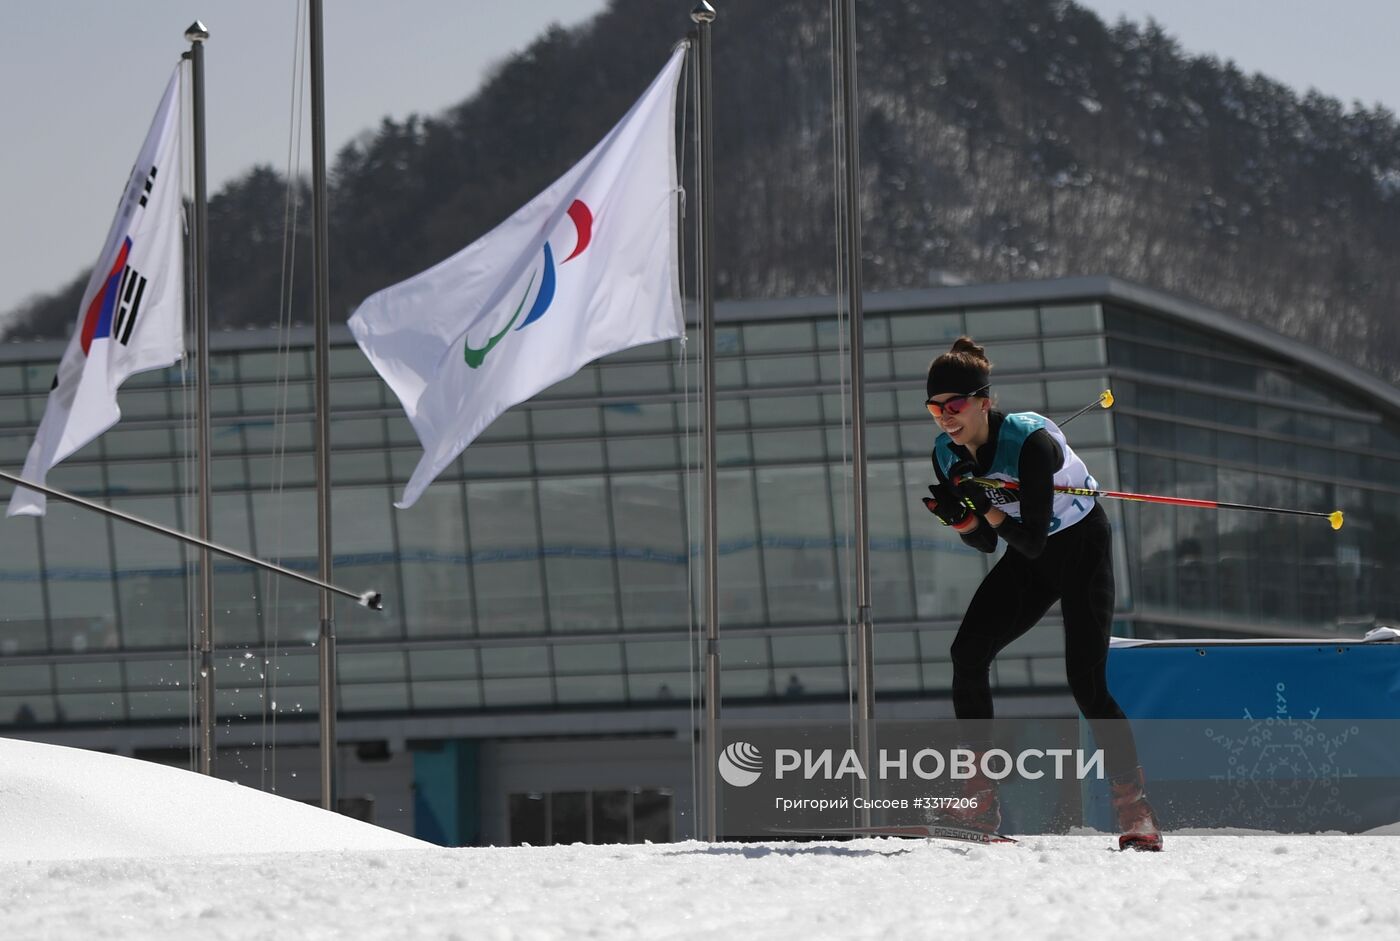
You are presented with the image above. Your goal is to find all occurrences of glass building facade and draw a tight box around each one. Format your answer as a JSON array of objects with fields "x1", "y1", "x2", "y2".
[{"x1": 2, "y1": 276, "x2": 1397, "y2": 839}]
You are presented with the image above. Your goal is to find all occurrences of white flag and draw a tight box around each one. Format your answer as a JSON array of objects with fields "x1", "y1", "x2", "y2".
[
  {"x1": 349, "y1": 46, "x2": 687, "y2": 509},
  {"x1": 9, "y1": 67, "x2": 186, "y2": 517}
]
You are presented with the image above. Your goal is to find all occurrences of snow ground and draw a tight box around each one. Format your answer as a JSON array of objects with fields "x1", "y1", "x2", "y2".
[{"x1": 1, "y1": 738, "x2": 1397, "y2": 940}]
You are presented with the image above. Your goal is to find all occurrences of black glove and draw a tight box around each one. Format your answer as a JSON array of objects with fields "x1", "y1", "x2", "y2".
[
  {"x1": 948, "y1": 460, "x2": 994, "y2": 516},
  {"x1": 922, "y1": 482, "x2": 970, "y2": 528}
]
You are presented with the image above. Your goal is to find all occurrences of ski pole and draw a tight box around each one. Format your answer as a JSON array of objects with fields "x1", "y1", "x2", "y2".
[
  {"x1": 1, "y1": 470, "x2": 386, "y2": 607},
  {"x1": 1058, "y1": 389, "x2": 1113, "y2": 426},
  {"x1": 964, "y1": 475, "x2": 1345, "y2": 530}
]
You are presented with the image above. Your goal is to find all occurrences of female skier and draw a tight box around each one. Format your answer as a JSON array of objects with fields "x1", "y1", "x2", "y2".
[{"x1": 920, "y1": 336, "x2": 1162, "y2": 851}]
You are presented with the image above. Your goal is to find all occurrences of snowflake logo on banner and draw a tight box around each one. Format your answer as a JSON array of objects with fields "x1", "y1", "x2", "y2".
[{"x1": 1204, "y1": 682, "x2": 1362, "y2": 829}]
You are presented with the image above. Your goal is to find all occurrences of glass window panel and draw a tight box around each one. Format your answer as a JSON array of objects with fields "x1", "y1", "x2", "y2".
[
  {"x1": 56, "y1": 692, "x2": 123, "y2": 723},
  {"x1": 888, "y1": 312, "x2": 964, "y2": 345},
  {"x1": 752, "y1": 429, "x2": 825, "y2": 463},
  {"x1": 891, "y1": 348, "x2": 934, "y2": 380},
  {"x1": 331, "y1": 417, "x2": 388, "y2": 448},
  {"x1": 628, "y1": 671, "x2": 687, "y2": 702},
  {"x1": 987, "y1": 341, "x2": 1041, "y2": 371},
  {"x1": 0, "y1": 664, "x2": 51, "y2": 694},
  {"x1": 0, "y1": 514, "x2": 49, "y2": 654},
  {"x1": 770, "y1": 632, "x2": 843, "y2": 668},
  {"x1": 0, "y1": 695, "x2": 55, "y2": 724},
  {"x1": 783, "y1": 666, "x2": 847, "y2": 695},
  {"x1": 1045, "y1": 378, "x2": 1108, "y2": 413},
  {"x1": 749, "y1": 395, "x2": 822, "y2": 427},
  {"x1": 863, "y1": 349, "x2": 894, "y2": 381},
  {"x1": 385, "y1": 414, "x2": 419, "y2": 446},
  {"x1": 1039, "y1": 303, "x2": 1101, "y2": 334},
  {"x1": 745, "y1": 355, "x2": 817, "y2": 387},
  {"x1": 323, "y1": 345, "x2": 373, "y2": 376},
  {"x1": 117, "y1": 387, "x2": 172, "y2": 419},
  {"x1": 632, "y1": 788, "x2": 673, "y2": 843},
  {"x1": 994, "y1": 381, "x2": 1045, "y2": 413},
  {"x1": 397, "y1": 486, "x2": 473, "y2": 637},
  {"x1": 210, "y1": 455, "x2": 250, "y2": 490},
  {"x1": 241, "y1": 383, "x2": 312, "y2": 413},
  {"x1": 0, "y1": 364, "x2": 28, "y2": 392},
  {"x1": 235, "y1": 418, "x2": 314, "y2": 453},
  {"x1": 329, "y1": 450, "x2": 388, "y2": 486},
  {"x1": 602, "y1": 402, "x2": 675, "y2": 434},
  {"x1": 606, "y1": 437, "x2": 679, "y2": 469},
  {"x1": 555, "y1": 674, "x2": 625, "y2": 704},
  {"x1": 718, "y1": 432, "x2": 752, "y2": 466},
  {"x1": 110, "y1": 496, "x2": 188, "y2": 650},
  {"x1": 510, "y1": 793, "x2": 548, "y2": 846},
  {"x1": 530, "y1": 406, "x2": 602, "y2": 437},
  {"x1": 1042, "y1": 336, "x2": 1106, "y2": 369},
  {"x1": 47, "y1": 460, "x2": 106, "y2": 498},
  {"x1": 624, "y1": 640, "x2": 689, "y2": 671},
  {"x1": 550, "y1": 791, "x2": 587, "y2": 844},
  {"x1": 755, "y1": 466, "x2": 839, "y2": 623},
  {"x1": 239, "y1": 349, "x2": 310, "y2": 381},
  {"x1": 413, "y1": 679, "x2": 482, "y2": 710},
  {"x1": 105, "y1": 460, "x2": 179, "y2": 496},
  {"x1": 102, "y1": 427, "x2": 174, "y2": 458},
  {"x1": 461, "y1": 444, "x2": 532, "y2": 477},
  {"x1": 538, "y1": 367, "x2": 599, "y2": 399},
  {"x1": 715, "y1": 359, "x2": 746, "y2": 389},
  {"x1": 409, "y1": 648, "x2": 478, "y2": 679},
  {"x1": 600, "y1": 364, "x2": 672, "y2": 395},
  {"x1": 482, "y1": 677, "x2": 551, "y2": 707},
  {"x1": 477, "y1": 410, "x2": 530, "y2": 442},
  {"x1": 863, "y1": 461, "x2": 915, "y2": 620},
  {"x1": 467, "y1": 481, "x2": 547, "y2": 634},
  {"x1": 54, "y1": 661, "x2": 120, "y2": 691},
  {"x1": 481, "y1": 645, "x2": 549, "y2": 678},
  {"x1": 553, "y1": 642, "x2": 623, "y2": 674},
  {"x1": 331, "y1": 486, "x2": 402, "y2": 640},
  {"x1": 0, "y1": 427, "x2": 34, "y2": 464},
  {"x1": 339, "y1": 651, "x2": 406, "y2": 682},
  {"x1": 862, "y1": 390, "x2": 899, "y2": 422},
  {"x1": 875, "y1": 663, "x2": 921, "y2": 693},
  {"x1": 590, "y1": 790, "x2": 630, "y2": 844},
  {"x1": 724, "y1": 668, "x2": 773, "y2": 698},
  {"x1": 717, "y1": 470, "x2": 765, "y2": 625},
  {"x1": 538, "y1": 478, "x2": 619, "y2": 633},
  {"x1": 42, "y1": 503, "x2": 119, "y2": 653},
  {"x1": 968, "y1": 307, "x2": 1036, "y2": 338},
  {"x1": 340, "y1": 682, "x2": 410, "y2": 712},
  {"x1": 126, "y1": 690, "x2": 186, "y2": 721},
  {"x1": 610, "y1": 475, "x2": 688, "y2": 630},
  {"x1": 743, "y1": 322, "x2": 814, "y2": 352},
  {"x1": 533, "y1": 440, "x2": 606, "y2": 472},
  {"x1": 330, "y1": 377, "x2": 385, "y2": 408}
]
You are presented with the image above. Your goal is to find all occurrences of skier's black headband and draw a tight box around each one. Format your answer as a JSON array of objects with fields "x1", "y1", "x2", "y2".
[{"x1": 925, "y1": 359, "x2": 991, "y2": 399}]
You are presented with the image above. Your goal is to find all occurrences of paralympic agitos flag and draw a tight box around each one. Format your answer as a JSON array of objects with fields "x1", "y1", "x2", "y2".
[
  {"x1": 348, "y1": 46, "x2": 686, "y2": 509},
  {"x1": 8, "y1": 66, "x2": 185, "y2": 517}
]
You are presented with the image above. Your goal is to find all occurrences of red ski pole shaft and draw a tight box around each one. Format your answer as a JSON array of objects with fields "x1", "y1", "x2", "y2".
[{"x1": 965, "y1": 476, "x2": 1345, "y2": 530}]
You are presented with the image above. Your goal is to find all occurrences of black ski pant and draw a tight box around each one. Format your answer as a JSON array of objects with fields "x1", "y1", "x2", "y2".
[{"x1": 949, "y1": 503, "x2": 1140, "y2": 777}]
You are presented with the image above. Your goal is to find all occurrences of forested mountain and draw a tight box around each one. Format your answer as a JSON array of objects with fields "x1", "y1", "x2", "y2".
[{"x1": 8, "y1": 0, "x2": 1400, "y2": 381}]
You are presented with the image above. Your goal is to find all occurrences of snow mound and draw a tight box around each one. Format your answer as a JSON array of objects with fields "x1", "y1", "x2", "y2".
[{"x1": 0, "y1": 737, "x2": 428, "y2": 861}]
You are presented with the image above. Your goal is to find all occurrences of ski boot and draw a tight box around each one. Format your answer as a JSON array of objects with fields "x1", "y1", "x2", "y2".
[{"x1": 1110, "y1": 766, "x2": 1163, "y2": 852}]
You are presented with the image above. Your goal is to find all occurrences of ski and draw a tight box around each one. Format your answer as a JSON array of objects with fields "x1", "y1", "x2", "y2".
[{"x1": 769, "y1": 823, "x2": 1017, "y2": 845}]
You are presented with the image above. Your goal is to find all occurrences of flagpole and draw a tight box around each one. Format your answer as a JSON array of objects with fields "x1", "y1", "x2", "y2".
[
  {"x1": 309, "y1": 0, "x2": 339, "y2": 813},
  {"x1": 832, "y1": 0, "x2": 877, "y2": 825},
  {"x1": 183, "y1": 20, "x2": 215, "y2": 778},
  {"x1": 690, "y1": 0, "x2": 720, "y2": 843}
]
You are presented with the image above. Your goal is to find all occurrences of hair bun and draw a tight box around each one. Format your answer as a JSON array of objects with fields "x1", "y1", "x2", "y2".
[{"x1": 950, "y1": 335, "x2": 988, "y2": 361}]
